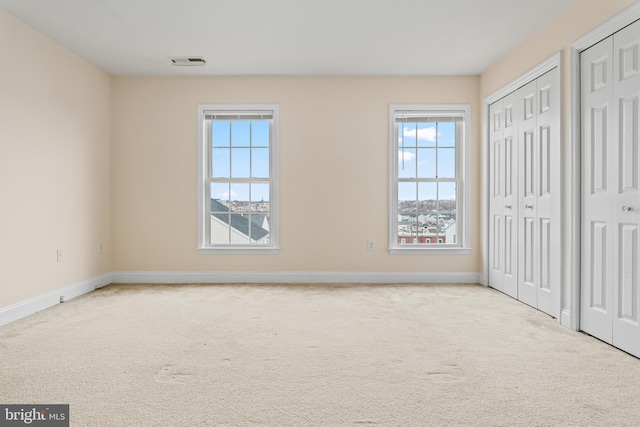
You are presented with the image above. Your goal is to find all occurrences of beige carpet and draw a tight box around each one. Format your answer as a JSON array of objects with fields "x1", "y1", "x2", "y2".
[{"x1": 1, "y1": 283, "x2": 639, "y2": 426}]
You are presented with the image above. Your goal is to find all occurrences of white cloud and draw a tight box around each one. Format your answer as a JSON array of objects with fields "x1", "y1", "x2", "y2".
[
  {"x1": 403, "y1": 126, "x2": 438, "y2": 142},
  {"x1": 398, "y1": 150, "x2": 415, "y2": 163},
  {"x1": 219, "y1": 190, "x2": 238, "y2": 200}
]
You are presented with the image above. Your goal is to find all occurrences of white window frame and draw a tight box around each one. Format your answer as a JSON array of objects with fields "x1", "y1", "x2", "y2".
[
  {"x1": 388, "y1": 104, "x2": 470, "y2": 254},
  {"x1": 197, "y1": 104, "x2": 279, "y2": 254}
]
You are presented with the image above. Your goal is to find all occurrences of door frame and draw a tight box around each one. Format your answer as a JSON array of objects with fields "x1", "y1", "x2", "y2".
[
  {"x1": 569, "y1": 2, "x2": 640, "y2": 331},
  {"x1": 482, "y1": 52, "x2": 561, "y2": 320}
]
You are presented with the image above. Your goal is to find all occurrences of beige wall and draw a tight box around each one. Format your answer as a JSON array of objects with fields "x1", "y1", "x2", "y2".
[
  {"x1": 111, "y1": 76, "x2": 481, "y2": 273},
  {"x1": 0, "y1": 9, "x2": 112, "y2": 308},
  {"x1": 480, "y1": 0, "x2": 638, "y2": 314}
]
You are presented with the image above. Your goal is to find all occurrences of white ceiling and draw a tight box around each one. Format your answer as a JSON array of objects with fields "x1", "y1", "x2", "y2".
[{"x1": 0, "y1": 0, "x2": 576, "y2": 76}]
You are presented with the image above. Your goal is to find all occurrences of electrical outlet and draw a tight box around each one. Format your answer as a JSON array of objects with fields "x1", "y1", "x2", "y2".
[
  {"x1": 57, "y1": 249, "x2": 64, "y2": 262},
  {"x1": 367, "y1": 240, "x2": 375, "y2": 251}
]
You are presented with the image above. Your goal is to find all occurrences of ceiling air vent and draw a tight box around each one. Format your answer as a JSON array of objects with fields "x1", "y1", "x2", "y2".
[{"x1": 170, "y1": 57, "x2": 206, "y2": 66}]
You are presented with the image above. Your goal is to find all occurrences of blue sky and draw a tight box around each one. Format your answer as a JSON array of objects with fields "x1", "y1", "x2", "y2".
[{"x1": 398, "y1": 122, "x2": 457, "y2": 203}]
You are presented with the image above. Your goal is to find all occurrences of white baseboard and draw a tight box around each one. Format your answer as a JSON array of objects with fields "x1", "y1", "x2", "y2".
[
  {"x1": 0, "y1": 273, "x2": 112, "y2": 327},
  {"x1": 111, "y1": 271, "x2": 482, "y2": 285}
]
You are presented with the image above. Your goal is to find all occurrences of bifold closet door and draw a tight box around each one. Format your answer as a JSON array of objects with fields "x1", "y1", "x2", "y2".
[
  {"x1": 517, "y1": 71, "x2": 560, "y2": 316},
  {"x1": 581, "y1": 33, "x2": 614, "y2": 344},
  {"x1": 581, "y1": 19, "x2": 640, "y2": 357},
  {"x1": 517, "y1": 80, "x2": 539, "y2": 309},
  {"x1": 489, "y1": 68, "x2": 559, "y2": 318},
  {"x1": 489, "y1": 91, "x2": 518, "y2": 299},
  {"x1": 612, "y1": 19, "x2": 640, "y2": 358}
]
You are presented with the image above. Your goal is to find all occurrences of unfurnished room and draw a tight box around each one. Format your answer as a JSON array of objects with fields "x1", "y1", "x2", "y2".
[{"x1": 1, "y1": 1, "x2": 640, "y2": 426}]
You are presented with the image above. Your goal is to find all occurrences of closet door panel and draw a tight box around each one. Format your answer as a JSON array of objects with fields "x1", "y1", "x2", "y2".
[
  {"x1": 612, "y1": 19, "x2": 640, "y2": 357},
  {"x1": 518, "y1": 81, "x2": 539, "y2": 309},
  {"x1": 489, "y1": 100, "x2": 505, "y2": 292},
  {"x1": 536, "y1": 69, "x2": 560, "y2": 317},
  {"x1": 489, "y1": 93, "x2": 519, "y2": 299},
  {"x1": 581, "y1": 35, "x2": 614, "y2": 343},
  {"x1": 502, "y1": 93, "x2": 519, "y2": 298}
]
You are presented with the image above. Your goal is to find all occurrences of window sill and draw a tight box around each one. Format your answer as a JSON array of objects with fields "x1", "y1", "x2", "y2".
[
  {"x1": 388, "y1": 247, "x2": 471, "y2": 255},
  {"x1": 198, "y1": 247, "x2": 280, "y2": 255}
]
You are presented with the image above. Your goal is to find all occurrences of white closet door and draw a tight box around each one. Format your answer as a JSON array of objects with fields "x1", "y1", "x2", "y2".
[
  {"x1": 489, "y1": 68, "x2": 559, "y2": 315},
  {"x1": 489, "y1": 93, "x2": 518, "y2": 298},
  {"x1": 535, "y1": 70, "x2": 560, "y2": 317},
  {"x1": 489, "y1": 100, "x2": 505, "y2": 292},
  {"x1": 518, "y1": 80, "x2": 539, "y2": 309},
  {"x1": 502, "y1": 93, "x2": 519, "y2": 299},
  {"x1": 581, "y1": 35, "x2": 614, "y2": 344},
  {"x1": 612, "y1": 20, "x2": 640, "y2": 357},
  {"x1": 581, "y1": 21, "x2": 640, "y2": 358}
]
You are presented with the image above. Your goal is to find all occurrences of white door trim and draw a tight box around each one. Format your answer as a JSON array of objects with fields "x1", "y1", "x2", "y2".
[
  {"x1": 482, "y1": 53, "x2": 561, "y2": 316},
  {"x1": 569, "y1": 2, "x2": 640, "y2": 331},
  {"x1": 484, "y1": 53, "x2": 561, "y2": 105}
]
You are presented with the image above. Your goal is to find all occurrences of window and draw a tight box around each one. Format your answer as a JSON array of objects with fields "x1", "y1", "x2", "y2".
[
  {"x1": 198, "y1": 105, "x2": 279, "y2": 253},
  {"x1": 389, "y1": 104, "x2": 470, "y2": 254}
]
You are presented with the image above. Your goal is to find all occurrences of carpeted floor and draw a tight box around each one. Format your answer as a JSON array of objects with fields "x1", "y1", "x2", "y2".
[{"x1": 1, "y1": 283, "x2": 639, "y2": 426}]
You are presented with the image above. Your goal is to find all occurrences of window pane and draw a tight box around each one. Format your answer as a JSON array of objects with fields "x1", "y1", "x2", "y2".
[
  {"x1": 438, "y1": 182, "x2": 457, "y2": 244},
  {"x1": 398, "y1": 148, "x2": 416, "y2": 178},
  {"x1": 398, "y1": 181, "x2": 417, "y2": 245},
  {"x1": 212, "y1": 121, "x2": 230, "y2": 147},
  {"x1": 418, "y1": 182, "x2": 437, "y2": 213},
  {"x1": 417, "y1": 148, "x2": 436, "y2": 178},
  {"x1": 438, "y1": 122, "x2": 456, "y2": 147},
  {"x1": 229, "y1": 214, "x2": 250, "y2": 244},
  {"x1": 231, "y1": 148, "x2": 250, "y2": 178},
  {"x1": 212, "y1": 148, "x2": 230, "y2": 178},
  {"x1": 252, "y1": 121, "x2": 270, "y2": 147},
  {"x1": 248, "y1": 214, "x2": 270, "y2": 244},
  {"x1": 417, "y1": 182, "x2": 437, "y2": 245},
  {"x1": 251, "y1": 183, "x2": 269, "y2": 212},
  {"x1": 209, "y1": 183, "x2": 231, "y2": 244},
  {"x1": 400, "y1": 122, "x2": 417, "y2": 147},
  {"x1": 439, "y1": 182, "x2": 457, "y2": 217},
  {"x1": 251, "y1": 148, "x2": 269, "y2": 178},
  {"x1": 398, "y1": 182, "x2": 417, "y2": 213},
  {"x1": 210, "y1": 183, "x2": 230, "y2": 211},
  {"x1": 437, "y1": 148, "x2": 456, "y2": 178},
  {"x1": 229, "y1": 183, "x2": 249, "y2": 212},
  {"x1": 398, "y1": 214, "x2": 417, "y2": 245},
  {"x1": 263, "y1": 214, "x2": 271, "y2": 240},
  {"x1": 417, "y1": 123, "x2": 437, "y2": 147},
  {"x1": 210, "y1": 212, "x2": 231, "y2": 245},
  {"x1": 231, "y1": 121, "x2": 250, "y2": 147}
]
